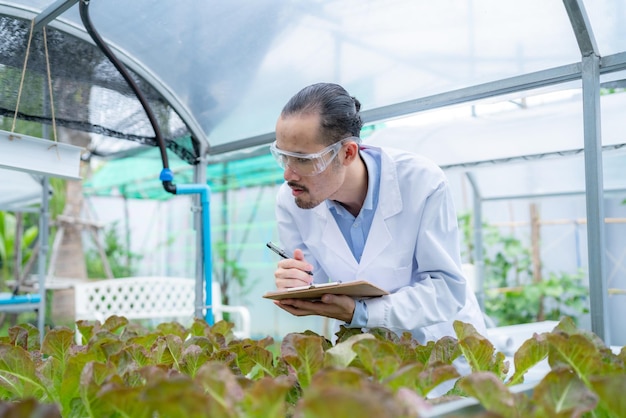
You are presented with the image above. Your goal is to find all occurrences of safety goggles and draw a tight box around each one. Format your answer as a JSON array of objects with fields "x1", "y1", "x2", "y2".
[{"x1": 270, "y1": 139, "x2": 350, "y2": 176}]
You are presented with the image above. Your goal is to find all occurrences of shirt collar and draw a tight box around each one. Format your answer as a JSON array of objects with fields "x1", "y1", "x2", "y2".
[{"x1": 327, "y1": 149, "x2": 378, "y2": 215}]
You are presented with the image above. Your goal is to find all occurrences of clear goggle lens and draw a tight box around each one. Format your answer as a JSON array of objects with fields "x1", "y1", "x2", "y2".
[{"x1": 270, "y1": 139, "x2": 355, "y2": 176}]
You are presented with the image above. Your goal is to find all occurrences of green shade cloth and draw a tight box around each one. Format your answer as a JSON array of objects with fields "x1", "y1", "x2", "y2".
[{"x1": 84, "y1": 148, "x2": 284, "y2": 200}]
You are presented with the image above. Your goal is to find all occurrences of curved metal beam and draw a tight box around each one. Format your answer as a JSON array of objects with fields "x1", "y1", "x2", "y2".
[{"x1": 33, "y1": 0, "x2": 78, "y2": 31}]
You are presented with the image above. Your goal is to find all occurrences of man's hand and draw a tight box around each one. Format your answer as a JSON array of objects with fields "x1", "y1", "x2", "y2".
[
  {"x1": 274, "y1": 248, "x2": 315, "y2": 289},
  {"x1": 274, "y1": 294, "x2": 356, "y2": 323}
]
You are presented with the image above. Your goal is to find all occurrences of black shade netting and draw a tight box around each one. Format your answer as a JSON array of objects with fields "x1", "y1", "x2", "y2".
[{"x1": 0, "y1": 14, "x2": 199, "y2": 164}]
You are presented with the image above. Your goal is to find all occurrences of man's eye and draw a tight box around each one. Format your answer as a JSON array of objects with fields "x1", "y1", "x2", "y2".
[{"x1": 296, "y1": 158, "x2": 312, "y2": 164}]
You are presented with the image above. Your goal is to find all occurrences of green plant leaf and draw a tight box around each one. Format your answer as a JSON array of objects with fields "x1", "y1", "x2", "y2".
[
  {"x1": 418, "y1": 364, "x2": 460, "y2": 397},
  {"x1": 142, "y1": 376, "x2": 217, "y2": 418},
  {"x1": 240, "y1": 375, "x2": 293, "y2": 418},
  {"x1": 0, "y1": 398, "x2": 61, "y2": 417},
  {"x1": 101, "y1": 315, "x2": 129, "y2": 334},
  {"x1": 458, "y1": 334, "x2": 507, "y2": 378},
  {"x1": 324, "y1": 333, "x2": 375, "y2": 369},
  {"x1": 368, "y1": 327, "x2": 401, "y2": 343},
  {"x1": 8, "y1": 325, "x2": 29, "y2": 350},
  {"x1": 79, "y1": 361, "x2": 118, "y2": 417},
  {"x1": 619, "y1": 346, "x2": 626, "y2": 364},
  {"x1": 4, "y1": 324, "x2": 40, "y2": 351},
  {"x1": 454, "y1": 321, "x2": 509, "y2": 378},
  {"x1": 75, "y1": 320, "x2": 96, "y2": 345},
  {"x1": 414, "y1": 340, "x2": 435, "y2": 364},
  {"x1": 428, "y1": 335, "x2": 460, "y2": 366},
  {"x1": 156, "y1": 321, "x2": 188, "y2": 340},
  {"x1": 281, "y1": 333, "x2": 325, "y2": 389},
  {"x1": 39, "y1": 356, "x2": 64, "y2": 407},
  {"x1": 554, "y1": 316, "x2": 607, "y2": 351},
  {"x1": 457, "y1": 371, "x2": 520, "y2": 417},
  {"x1": 507, "y1": 332, "x2": 549, "y2": 386},
  {"x1": 165, "y1": 334, "x2": 184, "y2": 370},
  {"x1": 22, "y1": 224, "x2": 38, "y2": 248},
  {"x1": 108, "y1": 348, "x2": 140, "y2": 378},
  {"x1": 240, "y1": 345, "x2": 285, "y2": 378},
  {"x1": 184, "y1": 335, "x2": 215, "y2": 354},
  {"x1": 351, "y1": 338, "x2": 401, "y2": 380},
  {"x1": 58, "y1": 351, "x2": 99, "y2": 415},
  {"x1": 453, "y1": 320, "x2": 482, "y2": 340},
  {"x1": 210, "y1": 348, "x2": 238, "y2": 369},
  {"x1": 294, "y1": 369, "x2": 411, "y2": 418},
  {"x1": 590, "y1": 375, "x2": 626, "y2": 418},
  {"x1": 0, "y1": 343, "x2": 46, "y2": 399},
  {"x1": 98, "y1": 338, "x2": 126, "y2": 361},
  {"x1": 547, "y1": 333, "x2": 603, "y2": 383},
  {"x1": 383, "y1": 362, "x2": 425, "y2": 393},
  {"x1": 126, "y1": 332, "x2": 159, "y2": 349},
  {"x1": 300, "y1": 329, "x2": 333, "y2": 350},
  {"x1": 211, "y1": 320, "x2": 236, "y2": 342},
  {"x1": 532, "y1": 369, "x2": 598, "y2": 417},
  {"x1": 392, "y1": 331, "x2": 421, "y2": 362},
  {"x1": 151, "y1": 335, "x2": 177, "y2": 367},
  {"x1": 309, "y1": 367, "x2": 369, "y2": 388},
  {"x1": 194, "y1": 362, "x2": 244, "y2": 415},
  {"x1": 136, "y1": 364, "x2": 171, "y2": 385},
  {"x1": 190, "y1": 318, "x2": 211, "y2": 337},
  {"x1": 98, "y1": 384, "x2": 150, "y2": 418},
  {"x1": 384, "y1": 361, "x2": 459, "y2": 397},
  {"x1": 41, "y1": 327, "x2": 75, "y2": 368},
  {"x1": 179, "y1": 344, "x2": 211, "y2": 378},
  {"x1": 334, "y1": 325, "x2": 364, "y2": 343}
]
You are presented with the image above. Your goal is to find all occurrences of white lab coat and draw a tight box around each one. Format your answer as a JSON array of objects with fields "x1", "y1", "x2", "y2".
[{"x1": 275, "y1": 145, "x2": 486, "y2": 343}]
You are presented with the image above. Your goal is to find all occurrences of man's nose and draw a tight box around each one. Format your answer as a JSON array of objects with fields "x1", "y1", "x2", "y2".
[{"x1": 283, "y1": 165, "x2": 300, "y2": 181}]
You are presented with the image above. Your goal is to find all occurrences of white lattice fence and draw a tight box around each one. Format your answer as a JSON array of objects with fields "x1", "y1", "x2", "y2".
[{"x1": 74, "y1": 276, "x2": 250, "y2": 338}]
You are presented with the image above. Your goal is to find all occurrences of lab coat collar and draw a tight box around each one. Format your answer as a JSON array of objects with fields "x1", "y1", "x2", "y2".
[{"x1": 317, "y1": 146, "x2": 403, "y2": 269}]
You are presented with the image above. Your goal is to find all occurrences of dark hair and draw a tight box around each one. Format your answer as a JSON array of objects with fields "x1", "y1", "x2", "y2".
[{"x1": 281, "y1": 83, "x2": 363, "y2": 145}]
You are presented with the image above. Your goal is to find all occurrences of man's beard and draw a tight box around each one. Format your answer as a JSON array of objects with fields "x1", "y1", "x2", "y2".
[
  {"x1": 290, "y1": 161, "x2": 340, "y2": 210},
  {"x1": 295, "y1": 196, "x2": 322, "y2": 209},
  {"x1": 289, "y1": 182, "x2": 323, "y2": 209}
]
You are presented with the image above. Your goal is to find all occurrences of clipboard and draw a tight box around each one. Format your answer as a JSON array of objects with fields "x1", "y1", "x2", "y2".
[{"x1": 263, "y1": 280, "x2": 389, "y2": 301}]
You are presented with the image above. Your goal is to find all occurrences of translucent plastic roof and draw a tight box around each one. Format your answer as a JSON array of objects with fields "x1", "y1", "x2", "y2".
[
  {"x1": 365, "y1": 90, "x2": 626, "y2": 200},
  {"x1": 1, "y1": 0, "x2": 625, "y2": 157}
]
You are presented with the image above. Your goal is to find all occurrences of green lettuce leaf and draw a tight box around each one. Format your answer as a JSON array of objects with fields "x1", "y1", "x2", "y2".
[
  {"x1": 590, "y1": 374, "x2": 626, "y2": 418},
  {"x1": 351, "y1": 338, "x2": 401, "y2": 380},
  {"x1": 324, "y1": 333, "x2": 375, "y2": 369},
  {"x1": 507, "y1": 332, "x2": 549, "y2": 386},
  {"x1": 0, "y1": 343, "x2": 46, "y2": 399},
  {"x1": 532, "y1": 368, "x2": 598, "y2": 417},
  {"x1": 240, "y1": 375, "x2": 294, "y2": 418},
  {"x1": 281, "y1": 334, "x2": 325, "y2": 388},
  {"x1": 457, "y1": 371, "x2": 521, "y2": 417}
]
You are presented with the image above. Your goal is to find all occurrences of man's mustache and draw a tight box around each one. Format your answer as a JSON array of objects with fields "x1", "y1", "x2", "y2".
[{"x1": 288, "y1": 181, "x2": 309, "y2": 193}]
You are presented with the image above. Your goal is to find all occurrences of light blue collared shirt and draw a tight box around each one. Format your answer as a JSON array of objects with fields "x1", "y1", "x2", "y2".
[{"x1": 327, "y1": 148, "x2": 380, "y2": 328}]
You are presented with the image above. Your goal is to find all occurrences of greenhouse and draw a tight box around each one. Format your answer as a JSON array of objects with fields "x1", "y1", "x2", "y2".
[{"x1": 0, "y1": 0, "x2": 625, "y2": 416}]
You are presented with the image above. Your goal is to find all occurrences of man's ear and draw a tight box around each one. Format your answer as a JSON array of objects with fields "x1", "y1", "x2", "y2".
[{"x1": 342, "y1": 141, "x2": 360, "y2": 165}]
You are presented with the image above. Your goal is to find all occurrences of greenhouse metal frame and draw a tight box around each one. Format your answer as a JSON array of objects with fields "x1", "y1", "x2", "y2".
[{"x1": 0, "y1": 0, "x2": 625, "y2": 344}]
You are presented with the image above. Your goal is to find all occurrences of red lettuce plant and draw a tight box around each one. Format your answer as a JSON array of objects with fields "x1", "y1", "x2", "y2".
[{"x1": 0, "y1": 316, "x2": 623, "y2": 417}]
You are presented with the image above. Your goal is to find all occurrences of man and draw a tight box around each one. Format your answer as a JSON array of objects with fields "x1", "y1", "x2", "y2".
[{"x1": 271, "y1": 82, "x2": 486, "y2": 344}]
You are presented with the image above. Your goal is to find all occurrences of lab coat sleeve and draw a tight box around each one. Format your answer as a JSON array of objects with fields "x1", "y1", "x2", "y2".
[
  {"x1": 364, "y1": 180, "x2": 467, "y2": 333},
  {"x1": 274, "y1": 184, "x2": 330, "y2": 284}
]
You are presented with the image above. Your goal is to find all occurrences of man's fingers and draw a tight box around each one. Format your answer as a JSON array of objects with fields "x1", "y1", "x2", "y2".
[{"x1": 293, "y1": 248, "x2": 305, "y2": 261}]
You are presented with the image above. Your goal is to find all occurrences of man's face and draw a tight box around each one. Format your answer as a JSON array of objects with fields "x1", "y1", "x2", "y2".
[{"x1": 274, "y1": 113, "x2": 346, "y2": 209}]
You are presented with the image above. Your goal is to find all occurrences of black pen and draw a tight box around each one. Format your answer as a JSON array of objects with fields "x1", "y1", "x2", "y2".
[{"x1": 266, "y1": 241, "x2": 314, "y2": 276}]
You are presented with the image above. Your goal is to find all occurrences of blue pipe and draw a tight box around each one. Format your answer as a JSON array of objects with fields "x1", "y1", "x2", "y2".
[
  {"x1": 0, "y1": 294, "x2": 41, "y2": 305},
  {"x1": 160, "y1": 169, "x2": 214, "y2": 325}
]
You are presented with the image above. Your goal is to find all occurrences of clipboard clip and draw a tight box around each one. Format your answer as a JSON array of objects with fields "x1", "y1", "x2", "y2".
[{"x1": 286, "y1": 280, "x2": 342, "y2": 292}]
